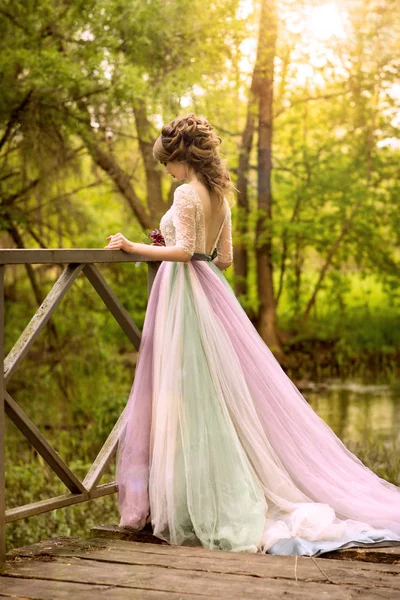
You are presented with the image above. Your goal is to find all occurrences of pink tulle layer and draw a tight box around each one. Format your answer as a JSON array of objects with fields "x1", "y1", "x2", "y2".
[{"x1": 116, "y1": 260, "x2": 400, "y2": 555}]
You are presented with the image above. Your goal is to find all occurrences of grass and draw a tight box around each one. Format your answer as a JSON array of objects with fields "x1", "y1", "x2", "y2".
[{"x1": 345, "y1": 437, "x2": 400, "y2": 487}]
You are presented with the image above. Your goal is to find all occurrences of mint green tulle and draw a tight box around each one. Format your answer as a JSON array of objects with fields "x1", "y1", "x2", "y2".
[
  {"x1": 150, "y1": 263, "x2": 266, "y2": 551},
  {"x1": 176, "y1": 264, "x2": 266, "y2": 551},
  {"x1": 121, "y1": 260, "x2": 400, "y2": 556}
]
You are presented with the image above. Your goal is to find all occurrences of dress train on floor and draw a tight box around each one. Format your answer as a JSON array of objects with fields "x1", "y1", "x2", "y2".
[{"x1": 116, "y1": 258, "x2": 400, "y2": 555}]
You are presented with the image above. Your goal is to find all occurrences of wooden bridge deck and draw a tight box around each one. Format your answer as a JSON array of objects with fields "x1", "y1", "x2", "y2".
[{"x1": 1, "y1": 530, "x2": 400, "y2": 599}]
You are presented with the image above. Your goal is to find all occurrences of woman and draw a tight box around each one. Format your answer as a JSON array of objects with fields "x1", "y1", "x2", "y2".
[{"x1": 105, "y1": 113, "x2": 400, "y2": 556}]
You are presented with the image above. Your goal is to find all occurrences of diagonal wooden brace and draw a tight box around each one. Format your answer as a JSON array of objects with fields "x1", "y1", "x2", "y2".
[
  {"x1": 5, "y1": 482, "x2": 116, "y2": 523},
  {"x1": 83, "y1": 406, "x2": 127, "y2": 491},
  {"x1": 4, "y1": 263, "x2": 84, "y2": 385},
  {"x1": 82, "y1": 264, "x2": 142, "y2": 350},
  {"x1": 5, "y1": 391, "x2": 86, "y2": 495}
]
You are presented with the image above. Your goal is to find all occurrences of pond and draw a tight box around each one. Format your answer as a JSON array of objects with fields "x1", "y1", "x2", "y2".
[{"x1": 303, "y1": 379, "x2": 400, "y2": 447}]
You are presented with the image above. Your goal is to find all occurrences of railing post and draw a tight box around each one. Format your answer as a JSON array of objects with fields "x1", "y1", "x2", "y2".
[
  {"x1": 0, "y1": 249, "x2": 155, "y2": 559},
  {"x1": 147, "y1": 262, "x2": 160, "y2": 298},
  {"x1": 0, "y1": 264, "x2": 5, "y2": 564}
]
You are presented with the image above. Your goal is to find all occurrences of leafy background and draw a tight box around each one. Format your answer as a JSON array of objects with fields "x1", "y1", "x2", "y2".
[{"x1": 1, "y1": 0, "x2": 399, "y2": 550}]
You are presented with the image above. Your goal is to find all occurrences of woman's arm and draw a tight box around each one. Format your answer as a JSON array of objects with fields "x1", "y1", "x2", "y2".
[
  {"x1": 106, "y1": 187, "x2": 198, "y2": 263},
  {"x1": 212, "y1": 204, "x2": 233, "y2": 271},
  {"x1": 212, "y1": 257, "x2": 232, "y2": 271},
  {"x1": 104, "y1": 233, "x2": 192, "y2": 262}
]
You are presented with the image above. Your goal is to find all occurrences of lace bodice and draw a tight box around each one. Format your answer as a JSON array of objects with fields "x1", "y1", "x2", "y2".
[{"x1": 159, "y1": 184, "x2": 233, "y2": 263}]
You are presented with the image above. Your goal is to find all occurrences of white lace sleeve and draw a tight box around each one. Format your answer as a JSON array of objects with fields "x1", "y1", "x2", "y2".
[
  {"x1": 172, "y1": 185, "x2": 196, "y2": 258},
  {"x1": 216, "y1": 204, "x2": 233, "y2": 264}
]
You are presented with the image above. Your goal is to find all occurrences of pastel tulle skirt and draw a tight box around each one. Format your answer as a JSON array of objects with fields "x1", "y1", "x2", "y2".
[{"x1": 116, "y1": 256, "x2": 400, "y2": 556}]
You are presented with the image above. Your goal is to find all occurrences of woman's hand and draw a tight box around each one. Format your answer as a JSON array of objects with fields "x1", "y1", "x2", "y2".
[{"x1": 104, "y1": 232, "x2": 135, "y2": 253}]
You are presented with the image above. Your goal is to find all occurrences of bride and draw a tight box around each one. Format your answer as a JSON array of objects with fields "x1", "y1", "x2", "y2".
[{"x1": 105, "y1": 113, "x2": 400, "y2": 556}]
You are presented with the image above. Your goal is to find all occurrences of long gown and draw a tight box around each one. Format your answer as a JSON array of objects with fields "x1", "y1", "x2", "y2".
[{"x1": 116, "y1": 183, "x2": 400, "y2": 556}]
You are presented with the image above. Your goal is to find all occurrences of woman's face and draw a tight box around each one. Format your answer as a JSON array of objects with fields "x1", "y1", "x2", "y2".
[{"x1": 163, "y1": 161, "x2": 187, "y2": 182}]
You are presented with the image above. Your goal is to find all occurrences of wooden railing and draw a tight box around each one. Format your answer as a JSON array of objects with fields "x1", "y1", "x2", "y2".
[{"x1": 0, "y1": 249, "x2": 160, "y2": 563}]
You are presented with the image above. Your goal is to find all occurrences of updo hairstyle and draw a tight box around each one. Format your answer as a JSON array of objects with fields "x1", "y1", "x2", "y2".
[{"x1": 153, "y1": 113, "x2": 233, "y2": 206}]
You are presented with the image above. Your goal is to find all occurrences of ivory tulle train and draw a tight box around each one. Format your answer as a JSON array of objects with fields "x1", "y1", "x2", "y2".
[{"x1": 116, "y1": 258, "x2": 400, "y2": 556}]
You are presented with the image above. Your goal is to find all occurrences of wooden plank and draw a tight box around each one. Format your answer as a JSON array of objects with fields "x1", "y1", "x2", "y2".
[
  {"x1": 90, "y1": 525, "x2": 400, "y2": 567},
  {"x1": 7, "y1": 537, "x2": 400, "y2": 589},
  {"x1": 90, "y1": 524, "x2": 166, "y2": 545},
  {"x1": 5, "y1": 483, "x2": 116, "y2": 523},
  {"x1": 51, "y1": 536, "x2": 400, "y2": 568},
  {"x1": 3, "y1": 553, "x2": 399, "y2": 599},
  {"x1": 4, "y1": 263, "x2": 84, "y2": 384},
  {"x1": 0, "y1": 577, "x2": 200, "y2": 599},
  {"x1": 82, "y1": 409, "x2": 127, "y2": 491},
  {"x1": 90, "y1": 529, "x2": 400, "y2": 565},
  {"x1": 0, "y1": 265, "x2": 5, "y2": 564},
  {"x1": 82, "y1": 264, "x2": 141, "y2": 350},
  {"x1": 0, "y1": 249, "x2": 159, "y2": 265},
  {"x1": 323, "y1": 545, "x2": 400, "y2": 564},
  {"x1": 5, "y1": 392, "x2": 86, "y2": 494}
]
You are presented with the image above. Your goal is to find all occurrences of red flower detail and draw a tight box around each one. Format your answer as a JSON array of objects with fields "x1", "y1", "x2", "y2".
[{"x1": 149, "y1": 229, "x2": 166, "y2": 246}]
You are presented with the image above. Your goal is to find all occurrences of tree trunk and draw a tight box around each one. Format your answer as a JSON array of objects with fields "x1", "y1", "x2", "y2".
[
  {"x1": 253, "y1": 0, "x2": 284, "y2": 360},
  {"x1": 133, "y1": 101, "x2": 167, "y2": 218},
  {"x1": 82, "y1": 132, "x2": 153, "y2": 230},
  {"x1": 234, "y1": 70, "x2": 257, "y2": 299}
]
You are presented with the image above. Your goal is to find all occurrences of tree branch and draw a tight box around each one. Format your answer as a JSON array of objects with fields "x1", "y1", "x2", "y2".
[
  {"x1": 303, "y1": 198, "x2": 363, "y2": 322},
  {"x1": 0, "y1": 8, "x2": 28, "y2": 32},
  {"x1": 274, "y1": 91, "x2": 346, "y2": 118},
  {"x1": 0, "y1": 89, "x2": 34, "y2": 151},
  {"x1": 82, "y1": 131, "x2": 153, "y2": 230}
]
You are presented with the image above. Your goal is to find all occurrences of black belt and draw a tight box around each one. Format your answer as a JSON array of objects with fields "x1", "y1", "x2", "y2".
[{"x1": 190, "y1": 253, "x2": 213, "y2": 262}]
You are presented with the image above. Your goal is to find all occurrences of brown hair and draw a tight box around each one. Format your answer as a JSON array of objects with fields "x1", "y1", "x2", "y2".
[{"x1": 153, "y1": 113, "x2": 233, "y2": 205}]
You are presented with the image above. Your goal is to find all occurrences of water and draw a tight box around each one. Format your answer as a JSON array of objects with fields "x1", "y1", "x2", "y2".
[{"x1": 303, "y1": 380, "x2": 400, "y2": 447}]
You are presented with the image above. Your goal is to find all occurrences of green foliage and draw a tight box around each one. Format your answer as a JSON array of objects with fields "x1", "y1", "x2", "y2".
[
  {"x1": 345, "y1": 438, "x2": 400, "y2": 487},
  {"x1": 5, "y1": 460, "x2": 119, "y2": 551},
  {"x1": 2, "y1": 0, "x2": 400, "y2": 552},
  {"x1": 279, "y1": 273, "x2": 400, "y2": 380}
]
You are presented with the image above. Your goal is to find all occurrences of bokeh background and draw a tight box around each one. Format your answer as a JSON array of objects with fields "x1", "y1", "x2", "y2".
[{"x1": 1, "y1": 0, "x2": 399, "y2": 550}]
